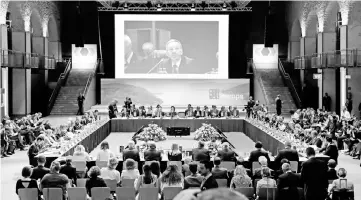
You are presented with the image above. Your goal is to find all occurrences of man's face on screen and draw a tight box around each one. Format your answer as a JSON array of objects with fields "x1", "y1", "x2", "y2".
[{"x1": 166, "y1": 41, "x2": 183, "y2": 61}]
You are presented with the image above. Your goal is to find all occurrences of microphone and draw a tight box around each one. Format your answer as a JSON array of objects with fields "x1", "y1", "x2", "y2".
[{"x1": 147, "y1": 58, "x2": 164, "y2": 74}]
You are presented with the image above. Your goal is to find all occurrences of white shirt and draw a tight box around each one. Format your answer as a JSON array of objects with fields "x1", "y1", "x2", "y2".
[
  {"x1": 341, "y1": 110, "x2": 351, "y2": 119},
  {"x1": 100, "y1": 167, "x2": 121, "y2": 183},
  {"x1": 96, "y1": 150, "x2": 115, "y2": 161},
  {"x1": 171, "y1": 59, "x2": 181, "y2": 68},
  {"x1": 121, "y1": 169, "x2": 140, "y2": 181}
]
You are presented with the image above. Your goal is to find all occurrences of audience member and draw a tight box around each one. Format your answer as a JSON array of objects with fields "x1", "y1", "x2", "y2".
[
  {"x1": 120, "y1": 158, "x2": 140, "y2": 182},
  {"x1": 327, "y1": 159, "x2": 338, "y2": 181},
  {"x1": 198, "y1": 161, "x2": 218, "y2": 191},
  {"x1": 184, "y1": 162, "x2": 203, "y2": 189},
  {"x1": 144, "y1": 141, "x2": 162, "y2": 161},
  {"x1": 192, "y1": 141, "x2": 210, "y2": 161},
  {"x1": 16, "y1": 166, "x2": 40, "y2": 199},
  {"x1": 323, "y1": 136, "x2": 339, "y2": 163},
  {"x1": 150, "y1": 161, "x2": 161, "y2": 178},
  {"x1": 301, "y1": 147, "x2": 328, "y2": 200},
  {"x1": 59, "y1": 158, "x2": 77, "y2": 186},
  {"x1": 100, "y1": 158, "x2": 120, "y2": 184},
  {"x1": 211, "y1": 157, "x2": 228, "y2": 180},
  {"x1": 277, "y1": 163, "x2": 300, "y2": 200},
  {"x1": 30, "y1": 155, "x2": 50, "y2": 180},
  {"x1": 248, "y1": 141, "x2": 270, "y2": 164},
  {"x1": 230, "y1": 165, "x2": 252, "y2": 189},
  {"x1": 85, "y1": 166, "x2": 107, "y2": 198},
  {"x1": 253, "y1": 156, "x2": 269, "y2": 178},
  {"x1": 182, "y1": 158, "x2": 192, "y2": 177},
  {"x1": 135, "y1": 165, "x2": 159, "y2": 199},
  {"x1": 328, "y1": 168, "x2": 354, "y2": 194},
  {"x1": 256, "y1": 167, "x2": 277, "y2": 197},
  {"x1": 274, "y1": 141, "x2": 299, "y2": 168},
  {"x1": 72, "y1": 145, "x2": 91, "y2": 161},
  {"x1": 96, "y1": 141, "x2": 115, "y2": 161},
  {"x1": 28, "y1": 137, "x2": 44, "y2": 167},
  {"x1": 216, "y1": 143, "x2": 236, "y2": 161},
  {"x1": 40, "y1": 161, "x2": 69, "y2": 200},
  {"x1": 123, "y1": 140, "x2": 140, "y2": 162},
  {"x1": 168, "y1": 143, "x2": 183, "y2": 161},
  {"x1": 160, "y1": 164, "x2": 184, "y2": 193}
]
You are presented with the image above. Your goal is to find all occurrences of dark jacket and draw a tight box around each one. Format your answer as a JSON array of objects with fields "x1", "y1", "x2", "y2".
[
  {"x1": 60, "y1": 164, "x2": 77, "y2": 185},
  {"x1": 301, "y1": 157, "x2": 328, "y2": 200},
  {"x1": 200, "y1": 175, "x2": 218, "y2": 191},
  {"x1": 277, "y1": 172, "x2": 301, "y2": 200},
  {"x1": 192, "y1": 148, "x2": 210, "y2": 161},
  {"x1": 217, "y1": 150, "x2": 236, "y2": 161},
  {"x1": 327, "y1": 168, "x2": 338, "y2": 181},
  {"x1": 248, "y1": 149, "x2": 270, "y2": 164},
  {"x1": 158, "y1": 56, "x2": 195, "y2": 74},
  {"x1": 123, "y1": 149, "x2": 140, "y2": 162},
  {"x1": 167, "y1": 152, "x2": 182, "y2": 161},
  {"x1": 30, "y1": 165, "x2": 50, "y2": 180},
  {"x1": 85, "y1": 177, "x2": 107, "y2": 197},
  {"x1": 274, "y1": 148, "x2": 299, "y2": 168},
  {"x1": 211, "y1": 167, "x2": 228, "y2": 179},
  {"x1": 144, "y1": 149, "x2": 162, "y2": 162},
  {"x1": 324, "y1": 144, "x2": 339, "y2": 163}
]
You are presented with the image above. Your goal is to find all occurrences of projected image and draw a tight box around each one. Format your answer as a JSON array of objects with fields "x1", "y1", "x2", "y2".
[{"x1": 115, "y1": 15, "x2": 229, "y2": 79}]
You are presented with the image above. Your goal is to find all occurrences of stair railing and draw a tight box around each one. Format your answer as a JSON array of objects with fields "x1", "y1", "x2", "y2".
[
  {"x1": 83, "y1": 59, "x2": 99, "y2": 96},
  {"x1": 278, "y1": 58, "x2": 302, "y2": 108},
  {"x1": 47, "y1": 58, "x2": 72, "y2": 115},
  {"x1": 251, "y1": 59, "x2": 270, "y2": 105}
]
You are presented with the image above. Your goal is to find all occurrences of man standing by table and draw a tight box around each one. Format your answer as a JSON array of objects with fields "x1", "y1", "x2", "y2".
[
  {"x1": 246, "y1": 96, "x2": 255, "y2": 118},
  {"x1": 276, "y1": 95, "x2": 282, "y2": 116}
]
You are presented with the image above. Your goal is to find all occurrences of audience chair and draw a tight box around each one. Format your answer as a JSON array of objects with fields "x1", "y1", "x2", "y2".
[
  {"x1": 332, "y1": 189, "x2": 354, "y2": 200},
  {"x1": 42, "y1": 188, "x2": 63, "y2": 200},
  {"x1": 258, "y1": 188, "x2": 277, "y2": 200},
  {"x1": 116, "y1": 187, "x2": 136, "y2": 200},
  {"x1": 216, "y1": 179, "x2": 228, "y2": 188},
  {"x1": 290, "y1": 161, "x2": 298, "y2": 173},
  {"x1": 234, "y1": 187, "x2": 254, "y2": 199},
  {"x1": 91, "y1": 187, "x2": 111, "y2": 200},
  {"x1": 139, "y1": 188, "x2": 159, "y2": 200},
  {"x1": 68, "y1": 187, "x2": 87, "y2": 200},
  {"x1": 163, "y1": 187, "x2": 182, "y2": 200},
  {"x1": 123, "y1": 161, "x2": 138, "y2": 170},
  {"x1": 252, "y1": 162, "x2": 261, "y2": 173},
  {"x1": 18, "y1": 188, "x2": 38, "y2": 200},
  {"x1": 104, "y1": 179, "x2": 118, "y2": 192},
  {"x1": 167, "y1": 161, "x2": 182, "y2": 171},
  {"x1": 72, "y1": 161, "x2": 87, "y2": 177},
  {"x1": 122, "y1": 179, "x2": 136, "y2": 188},
  {"x1": 96, "y1": 161, "x2": 108, "y2": 169},
  {"x1": 220, "y1": 161, "x2": 236, "y2": 171},
  {"x1": 77, "y1": 179, "x2": 87, "y2": 187}
]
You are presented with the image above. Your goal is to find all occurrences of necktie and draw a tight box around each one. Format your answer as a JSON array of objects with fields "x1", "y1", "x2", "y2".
[{"x1": 172, "y1": 65, "x2": 179, "y2": 74}]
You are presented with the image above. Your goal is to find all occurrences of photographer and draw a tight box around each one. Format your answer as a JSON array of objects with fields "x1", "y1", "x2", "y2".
[{"x1": 124, "y1": 97, "x2": 132, "y2": 117}]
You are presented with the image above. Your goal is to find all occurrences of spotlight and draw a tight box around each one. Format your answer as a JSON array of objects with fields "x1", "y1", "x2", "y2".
[
  {"x1": 222, "y1": 2, "x2": 227, "y2": 11},
  {"x1": 124, "y1": 2, "x2": 128, "y2": 10},
  {"x1": 157, "y1": 3, "x2": 161, "y2": 11},
  {"x1": 191, "y1": 3, "x2": 195, "y2": 11}
]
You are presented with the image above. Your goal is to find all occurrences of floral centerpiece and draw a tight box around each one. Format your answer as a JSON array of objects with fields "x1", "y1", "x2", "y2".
[
  {"x1": 137, "y1": 124, "x2": 167, "y2": 142},
  {"x1": 194, "y1": 123, "x2": 221, "y2": 142}
]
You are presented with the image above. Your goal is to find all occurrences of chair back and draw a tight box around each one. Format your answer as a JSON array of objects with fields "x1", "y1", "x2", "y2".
[
  {"x1": 234, "y1": 187, "x2": 254, "y2": 199},
  {"x1": 116, "y1": 187, "x2": 136, "y2": 200},
  {"x1": 252, "y1": 162, "x2": 261, "y2": 172},
  {"x1": 123, "y1": 161, "x2": 138, "y2": 170},
  {"x1": 178, "y1": 112, "x2": 185, "y2": 118},
  {"x1": 18, "y1": 188, "x2": 38, "y2": 200},
  {"x1": 332, "y1": 189, "x2": 354, "y2": 200},
  {"x1": 122, "y1": 179, "x2": 136, "y2": 188},
  {"x1": 220, "y1": 161, "x2": 236, "y2": 171},
  {"x1": 91, "y1": 187, "x2": 111, "y2": 200},
  {"x1": 290, "y1": 161, "x2": 298, "y2": 173},
  {"x1": 96, "y1": 161, "x2": 108, "y2": 169},
  {"x1": 104, "y1": 179, "x2": 117, "y2": 192},
  {"x1": 139, "y1": 188, "x2": 159, "y2": 200},
  {"x1": 167, "y1": 161, "x2": 182, "y2": 172},
  {"x1": 142, "y1": 184, "x2": 156, "y2": 188},
  {"x1": 258, "y1": 188, "x2": 277, "y2": 200},
  {"x1": 68, "y1": 187, "x2": 87, "y2": 200},
  {"x1": 76, "y1": 179, "x2": 87, "y2": 187},
  {"x1": 216, "y1": 179, "x2": 228, "y2": 188},
  {"x1": 72, "y1": 161, "x2": 87, "y2": 172},
  {"x1": 163, "y1": 187, "x2": 182, "y2": 200},
  {"x1": 42, "y1": 188, "x2": 63, "y2": 200}
]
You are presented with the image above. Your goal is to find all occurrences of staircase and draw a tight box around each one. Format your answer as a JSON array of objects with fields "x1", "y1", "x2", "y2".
[
  {"x1": 256, "y1": 68, "x2": 297, "y2": 114},
  {"x1": 50, "y1": 69, "x2": 94, "y2": 115}
]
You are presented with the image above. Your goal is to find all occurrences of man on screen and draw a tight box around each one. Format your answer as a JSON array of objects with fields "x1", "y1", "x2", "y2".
[
  {"x1": 158, "y1": 39, "x2": 195, "y2": 74},
  {"x1": 140, "y1": 42, "x2": 159, "y2": 73},
  {"x1": 124, "y1": 35, "x2": 141, "y2": 73}
]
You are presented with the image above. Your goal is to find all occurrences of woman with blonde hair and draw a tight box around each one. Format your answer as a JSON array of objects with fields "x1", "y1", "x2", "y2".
[
  {"x1": 159, "y1": 165, "x2": 184, "y2": 193},
  {"x1": 96, "y1": 141, "x2": 115, "y2": 161},
  {"x1": 167, "y1": 143, "x2": 182, "y2": 161},
  {"x1": 72, "y1": 145, "x2": 91, "y2": 161},
  {"x1": 230, "y1": 165, "x2": 252, "y2": 189},
  {"x1": 120, "y1": 158, "x2": 140, "y2": 182},
  {"x1": 100, "y1": 158, "x2": 120, "y2": 184}
]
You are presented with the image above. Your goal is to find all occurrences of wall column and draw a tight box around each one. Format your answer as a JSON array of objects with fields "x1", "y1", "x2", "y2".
[
  {"x1": 317, "y1": 33, "x2": 323, "y2": 109},
  {"x1": 0, "y1": 24, "x2": 8, "y2": 118},
  {"x1": 288, "y1": 36, "x2": 300, "y2": 62},
  {"x1": 300, "y1": 37, "x2": 305, "y2": 85},
  {"x1": 340, "y1": 25, "x2": 348, "y2": 113}
]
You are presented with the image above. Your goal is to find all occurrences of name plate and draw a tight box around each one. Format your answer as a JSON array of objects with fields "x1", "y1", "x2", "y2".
[{"x1": 167, "y1": 127, "x2": 190, "y2": 136}]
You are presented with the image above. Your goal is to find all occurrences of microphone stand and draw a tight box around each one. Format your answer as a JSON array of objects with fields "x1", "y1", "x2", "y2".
[{"x1": 147, "y1": 58, "x2": 165, "y2": 74}]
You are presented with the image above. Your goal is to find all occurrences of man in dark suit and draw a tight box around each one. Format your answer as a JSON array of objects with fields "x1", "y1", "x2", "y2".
[
  {"x1": 323, "y1": 136, "x2": 339, "y2": 163},
  {"x1": 199, "y1": 161, "x2": 218, "y2": 191},
  {"x1": 228, "y1": 106, "x2": 240, "y2": 118},
  {"x1": 192, "y1": 141, "x2": 210, "y2": 161},
  {"x1": 277, "y1": 163, "x2": 301, "y2": 200},
  {"x1": 153, "y1": 105, "x2": 165, "y2": 118},
  {"x1": 248, "y1": 141, "x2": 270, "y2": 164},
  {"x1": 193, "y1": 106, "x2": 203, "y2": 118},
  {"x1": 30, "y1": 155, "x2": 50, "y2": 180},
  {"x1": 144, "y1": 142, "x2": 162, "y2": 162},
  {"x1": 130, "y1": 105, "x2": 139, "y2": 118},
  {"x1": 59, "y1": 158, "x2": 77, "y2": 186},
  {"x1": 124, "y1": 35, "x2": 141, "y2": 73},
  {"x1": 326, "y1": 159, "x2": 338, "y2": 180},
  {"x1": 301, "y1": 147, "x2": 328, "y2": 200},
  {"x1": 274, "y1": 141, "x2": 299, "y2": 169},
  {"x1": 157, "y1": 39, "x2": 195, "y2": 74},
  {"x1": 185, "y1": 104, "x2": 193, "y2": 118},
  {"x1": 123, "y1": 141, "x2": 140, "y2": 162},
  {"x1": 216, "y1": 143, "x2": 236, "y2": 161},
  {"x1": 211, "y1": 157, "x2": 228, "y2": 180},
  {"x1": 210, "y1": 105, "x2": 219, "y2": 118},
  {"x1": 246, "y1": 96, "x2": 255, "y2": 118}
]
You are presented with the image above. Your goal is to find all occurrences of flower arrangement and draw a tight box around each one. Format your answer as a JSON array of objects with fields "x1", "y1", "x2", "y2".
[
  {"x1": 194, "y1": 123, "x2": 221, "y2": 142},
  {"x1": 137, "y1": 124, "x2": 167, "y2": 142}
]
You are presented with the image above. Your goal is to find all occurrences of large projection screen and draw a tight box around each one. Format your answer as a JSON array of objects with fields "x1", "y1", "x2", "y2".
[
  {"x1": 101, "y1": 79, "x2": 249, "y2": 107},
  {"x1": 115, "y1": 15, "x2": 229, "y2": 79}
]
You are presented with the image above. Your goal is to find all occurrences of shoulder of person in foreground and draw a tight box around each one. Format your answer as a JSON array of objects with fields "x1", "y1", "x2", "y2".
[{"x1": 174, "y1": 188, "x2": 249, "y2": 200}]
